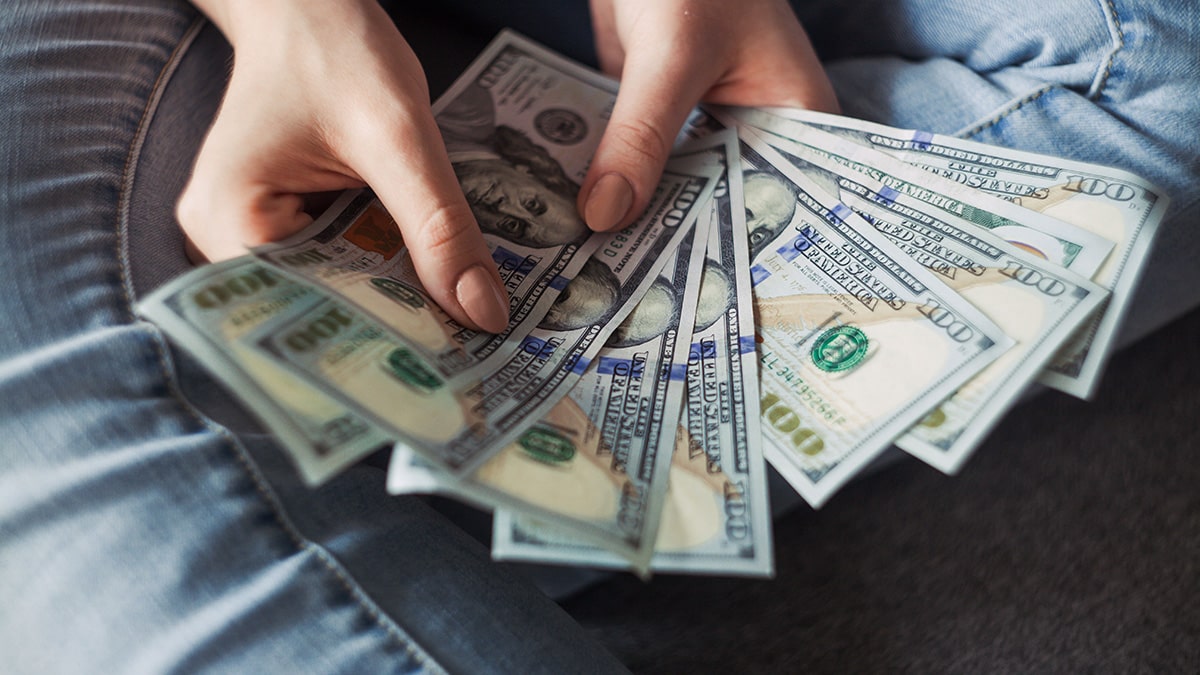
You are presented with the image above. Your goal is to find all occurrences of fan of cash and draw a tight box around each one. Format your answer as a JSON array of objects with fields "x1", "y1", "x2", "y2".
[{"x1": 138, "y1": 31, "x2": 1167, "y2": 578}]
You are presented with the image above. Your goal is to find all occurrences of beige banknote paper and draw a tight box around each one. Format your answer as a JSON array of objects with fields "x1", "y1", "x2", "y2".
[
  {"x1": 390, "y1": 212, "x2": 710, "y2": 572},
  {"x1": 493, "y1": 131, "x2": 775, "y2": 575},
  {"x1": 713, "y1": 108, "x2": 1115, "y2": 279},
  {"x1": 736, "y1": 115, "x2": 1109, "y2": 473},
  {"x1": 136, "y1": 258, "x2": 390, "y2": 485},
  {"x1": 731, "y1": 132, "x2": 1013, "y2": 507},
  {"x1": 763, "y1": 108, "x2": 1168, "y2": 398}
]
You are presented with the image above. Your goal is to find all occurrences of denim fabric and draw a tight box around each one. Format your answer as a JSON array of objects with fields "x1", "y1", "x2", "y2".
[
  {"x1": 1, "y1": 0, "x2": 1197, "y2": 673},
  {"x1": 0, "y1": 2, "x2": 629, "y2": 673}
]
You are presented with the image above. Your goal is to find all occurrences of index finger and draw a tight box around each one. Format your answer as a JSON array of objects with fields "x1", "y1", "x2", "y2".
[{"x1": 351, "y1": 107, "x2": 511, "y2": 334}]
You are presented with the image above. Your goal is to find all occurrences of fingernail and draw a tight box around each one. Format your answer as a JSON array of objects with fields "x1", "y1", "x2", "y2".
[
  {"x1": 584, "y1": 173, "x2": 634, "y2": 231},
  {"x1": 456, "y1": 264, "x2": 509, "y2": 333}
]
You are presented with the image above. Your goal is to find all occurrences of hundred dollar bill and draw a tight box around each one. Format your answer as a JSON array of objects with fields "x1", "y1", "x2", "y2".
[
  {"x1": 730, "y1": 133, "x2": 1013, "y2": 507},
  {"x1": 253, "y1": 29, "x2": 650, "y2": 381},
  {"x1": 717, "y1": 108, "x2": 1114, "y2": 280},
  {"x1": 741, "y1": 121, "x2": 1109, "y2": 474},
  {"x1": 761, "y1": 108, "x2": 1169, "y2": 398},
  {"x1": 248, "y1": 151, "x2": 718, "y2": 476},
  {"x1": 390, "y1": 210, "x2": 710, "y2": 572},
  {"x1": 494, "y1": 131, "x2": 774, "y2": 575},
  {"x1": 136, "y1": 258, "x2": 390, "y2": 485}
]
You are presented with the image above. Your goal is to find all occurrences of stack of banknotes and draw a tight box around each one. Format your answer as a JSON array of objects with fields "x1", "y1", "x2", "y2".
[{"x1": 138, "y1": 32, "x2": 1168, "y2": 578}]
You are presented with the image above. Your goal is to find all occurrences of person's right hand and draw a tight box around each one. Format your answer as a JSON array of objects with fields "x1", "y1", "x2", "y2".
[
  {"x1": 579, "y1": 0, "x2": 838, "y2": 234},
  {"x1": 179, "y1": 0, "x2": 510, "y2": 333}
]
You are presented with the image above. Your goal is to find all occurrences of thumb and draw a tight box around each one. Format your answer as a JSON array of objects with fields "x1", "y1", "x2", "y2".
[
  {"x1": 178, "y1": 185, "x2": 312, "y2": 262},
  {"x1": 578, "y1": 47, "x2": 715, "y2": 232},
  {"x1": 353, "y1": 112, "x2": 510, "y2": 334}
]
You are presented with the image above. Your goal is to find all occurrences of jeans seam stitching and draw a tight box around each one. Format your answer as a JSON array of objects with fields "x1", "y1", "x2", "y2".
[
  {"x1": 957, "y1": 0, "x2": 1125, "y2": 139},
  {"x1": 954, "y1": 83, "x2": 1055, "y2": 139},
  {"x1": 1092, "y1": 0, "x2": 1126, "y2": 100},
  {"x1": 114, "y1": 16, "x2": 445, "y2": 673}
]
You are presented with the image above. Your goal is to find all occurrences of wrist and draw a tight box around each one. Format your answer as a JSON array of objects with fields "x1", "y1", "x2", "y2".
[{"x1": 192, "y1": 0, "x2": 371, "y2": 50}]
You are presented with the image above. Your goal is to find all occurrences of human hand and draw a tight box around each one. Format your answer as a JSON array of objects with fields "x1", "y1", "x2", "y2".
[
  {"x1": 581, "y1": 0, "x2": 839, "y2": 231},
  {"x1": 178, "y1": 0, "x2": 509, "y2": 332}
]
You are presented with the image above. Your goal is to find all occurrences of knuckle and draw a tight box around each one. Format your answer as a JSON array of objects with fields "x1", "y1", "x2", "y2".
[
  {"x1": 607, "y1": 118, "x2": 670, "y2": 168},
  {"x1": 416, "y1": 201, "x2": 483, "y2": 260},
  {"x1": 175, "y1": 185, "x2": 205, "y2": 228}
]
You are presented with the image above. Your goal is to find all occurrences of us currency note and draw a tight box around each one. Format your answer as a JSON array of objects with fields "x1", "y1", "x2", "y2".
[
  {"x1": 390, "y1": 211, "x2": 709, "y2": 572},
  {"x1": 136, "y1": 258, "x2": 390, "y2": 485},
  {"x1": 491, "y1": 131, "x2": 774, "y2": 576},
  {"x1": 731, "y1": 133, "x2": 1013, "y2": 507},
  {"x1": 248, "y1": 151, "x2": 718, "y2": 476},
  {"x1": 741, "y1": 122, "x2": 1109, "y2": 474},
  {"x1": 717, "y1": 108, "x2": 1115, "y2": 281},
  {"x1": 762, "y1": 108, "x2": 1169, "y2": 398},
  {"x1": 253, "y1": 30, "x2": 652, "y2": 382}
]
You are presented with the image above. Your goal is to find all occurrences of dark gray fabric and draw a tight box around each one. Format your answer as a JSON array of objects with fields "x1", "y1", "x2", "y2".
[{"x1": 564, "y1": 306, "x2": 1200, "y2": 673}]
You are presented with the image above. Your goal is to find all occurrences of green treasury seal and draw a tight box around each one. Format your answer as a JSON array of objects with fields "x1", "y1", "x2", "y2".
[
  {"x1": 370, "y1": 277, "x2": 426, "y2": 309},
  {"x1": 518, "y1": 425, "x2": 576, "y2": 465},
  {"x1": 383, "y1": 348, "x2": 442, "y2": 394},
  {"x1": 811, "y1": 325, "x2": 869, "y2": 373}
]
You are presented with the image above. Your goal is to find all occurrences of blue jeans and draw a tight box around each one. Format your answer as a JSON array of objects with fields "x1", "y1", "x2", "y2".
[
  {"x1": 0, "y1": 3, "x2": 627, "y2": 673},
  {"x1": 2, "y1": 1, "x2": 1197, "y2": 672}
]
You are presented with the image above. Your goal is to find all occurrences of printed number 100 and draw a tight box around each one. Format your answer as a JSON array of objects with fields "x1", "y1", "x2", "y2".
[{"x1": 761, "y1": 393, "x2": 825, "y2": 457}]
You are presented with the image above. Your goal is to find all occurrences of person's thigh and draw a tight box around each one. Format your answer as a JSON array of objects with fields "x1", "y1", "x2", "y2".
[{"x1": 0, "y1": 2, "x2": 627, "y2": 673}]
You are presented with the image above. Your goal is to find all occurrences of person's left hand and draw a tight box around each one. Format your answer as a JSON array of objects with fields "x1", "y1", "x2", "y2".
[{"x1": 580, "y1": 0, "x2": 839, "y2": 232}]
